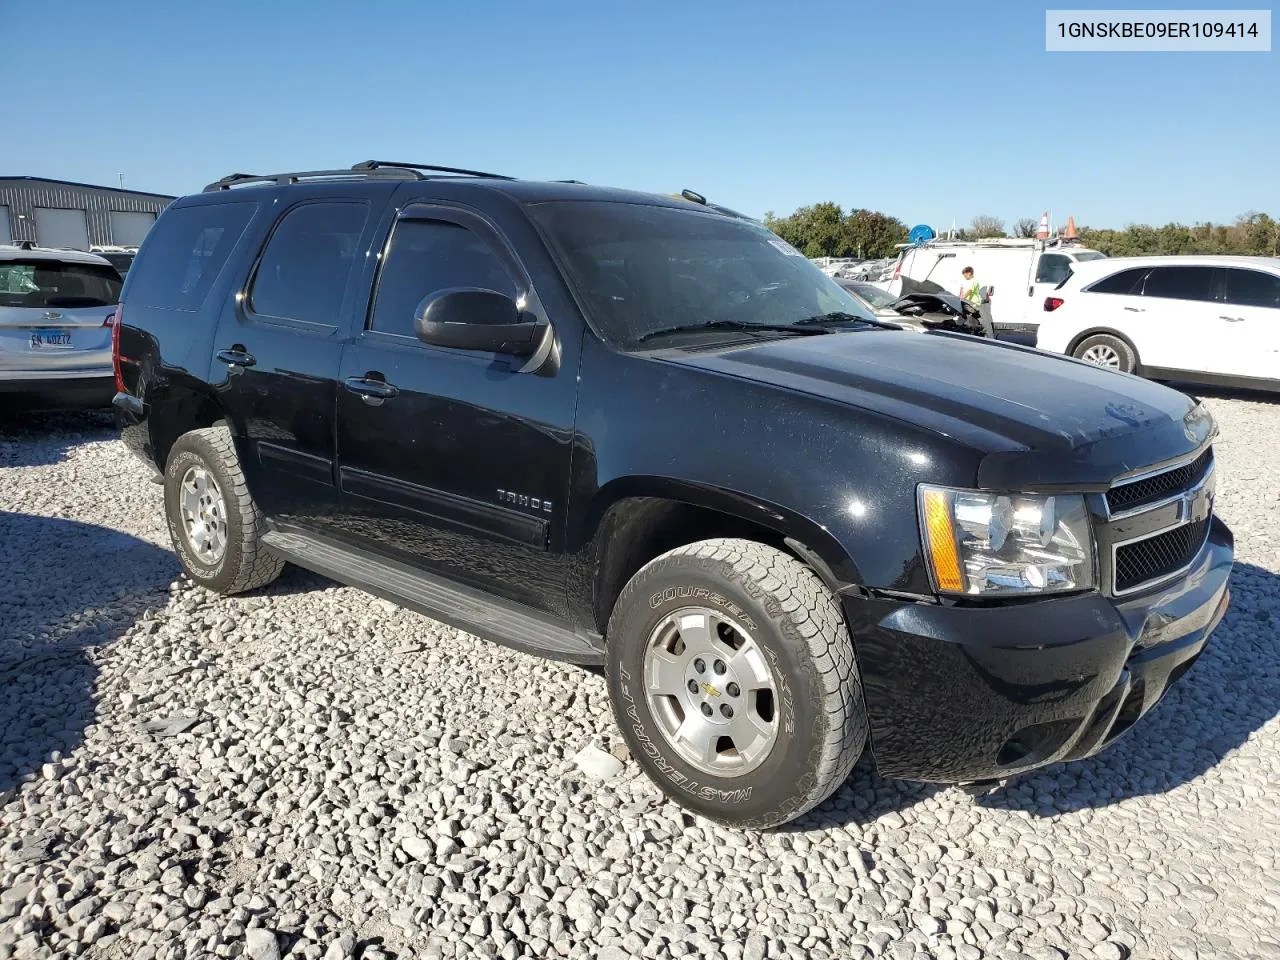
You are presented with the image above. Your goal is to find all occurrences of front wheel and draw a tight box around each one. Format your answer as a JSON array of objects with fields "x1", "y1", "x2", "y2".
[
  {"x1": 606, "y1": 539, "x2": 867, "y2": 828},
  {"x1": 1072, "y1": 333, "x2": 1138, "y2": 374}
]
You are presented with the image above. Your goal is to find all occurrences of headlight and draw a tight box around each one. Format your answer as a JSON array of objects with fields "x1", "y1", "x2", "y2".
[{"x1": 918, "y1": 485, "x2": 1095, "y2": 596}]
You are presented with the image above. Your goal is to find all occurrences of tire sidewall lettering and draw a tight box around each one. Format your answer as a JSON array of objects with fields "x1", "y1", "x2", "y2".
[{"x1": 624, "y1": 578, "x2": 822, "y2": 811}]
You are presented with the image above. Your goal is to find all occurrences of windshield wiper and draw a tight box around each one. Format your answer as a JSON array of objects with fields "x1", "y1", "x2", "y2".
[
  {"x1": 793, "y1": 311, "x2": 904, "y2": 331},
  {"x1": 636, "y1": 320, "x2": 836, "y2": 343}
]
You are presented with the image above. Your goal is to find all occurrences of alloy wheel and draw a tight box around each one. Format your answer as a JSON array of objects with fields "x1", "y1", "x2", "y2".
[
  {"x1": 178, "y1": 465, "x2": 227, "y2": 564},
  {"x1": 642, "y1": 607, "x2": 780, "y2": 777},
  {"x1": 1081, "y1": 343, "x2": 1122, "y2": 368}
]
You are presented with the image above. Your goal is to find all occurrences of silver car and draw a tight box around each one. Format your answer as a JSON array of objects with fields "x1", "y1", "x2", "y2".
[{"x1": 0, "y1": 245, "x2": 122, "y2": 408}]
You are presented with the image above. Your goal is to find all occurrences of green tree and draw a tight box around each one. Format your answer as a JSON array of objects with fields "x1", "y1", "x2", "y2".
[
  {"x1": 843, "y1": 208, "x2": 908, "y2": 259},
  {"x1": 765, "y1": 203, "x2": 906, "y2": 259},
  {"x1": 1079, "y1": 212, "x2": 1279, "y2": 256}
]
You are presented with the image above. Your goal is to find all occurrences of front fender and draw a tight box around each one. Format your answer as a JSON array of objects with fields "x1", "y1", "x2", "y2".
[{"x1": 587, "y1": 475, "x2": 862, "y2": 585}]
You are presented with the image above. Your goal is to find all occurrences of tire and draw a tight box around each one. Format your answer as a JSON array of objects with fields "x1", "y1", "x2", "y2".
[
  {"x1": 1072, "y1": 333, "x2": 1137, "y2": 374},
  {"x1": 163, "y1": 426, "x2": 284, "y2": 595},
  {"x1": 606, "y1": 538, "x2": 867, "y2": 828}
]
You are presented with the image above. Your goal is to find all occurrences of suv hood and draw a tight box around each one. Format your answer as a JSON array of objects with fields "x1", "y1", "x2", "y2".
[{"x1": 662, "y1": 330, "x2": 1212, "y2": 490}]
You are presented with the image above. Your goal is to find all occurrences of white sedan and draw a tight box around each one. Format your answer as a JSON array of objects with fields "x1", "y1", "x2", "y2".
[{"x1": 1036, "y1": 255, "x2": 1280, "y2": 391}]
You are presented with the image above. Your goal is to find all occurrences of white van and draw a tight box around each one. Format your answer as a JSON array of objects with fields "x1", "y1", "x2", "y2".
[{"x1": 886, "y1": 239, "x2": 1107, "y2": 330}]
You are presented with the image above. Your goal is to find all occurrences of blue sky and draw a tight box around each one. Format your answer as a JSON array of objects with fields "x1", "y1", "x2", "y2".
[{"x1": 3, "y1": 1, "x2": 1275, "y2": 230}]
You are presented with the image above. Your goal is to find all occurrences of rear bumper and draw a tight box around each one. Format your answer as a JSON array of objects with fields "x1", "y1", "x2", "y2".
[
  {"x1": 845, "y1": 516, "x2": 1233, "y2": 783},
  {"x1": 0, "y1": 375, "x2": 115, "y2": 409},
  {"x1": 112, "y1": 391, "x2": 160, "y2": 476}
]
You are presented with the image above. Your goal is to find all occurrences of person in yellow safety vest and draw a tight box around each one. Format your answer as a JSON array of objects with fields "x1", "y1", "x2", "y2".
[
  {"x1": 958, "y1": 266, "x2": 982, "y2": 307},
  {"x1": 958, "y1": 266, "x2": 995, "y2": 337}
]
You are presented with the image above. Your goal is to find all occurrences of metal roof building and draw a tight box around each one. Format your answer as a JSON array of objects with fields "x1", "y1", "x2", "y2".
[{"x1": 0, "y1": 177, "x2": 175, "y2": 251}]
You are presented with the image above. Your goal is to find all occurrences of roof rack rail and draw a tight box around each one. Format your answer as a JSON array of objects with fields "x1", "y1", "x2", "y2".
[
  {"x1": 202, "y1": 167, "x2": 426, "y2": 192},
  {"x1": 351, "y1": 160, "x2": 515, "y2": 180}
]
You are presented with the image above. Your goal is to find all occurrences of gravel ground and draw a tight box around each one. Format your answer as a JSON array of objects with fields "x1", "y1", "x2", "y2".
[{"x1": 2, "y1": 398, "x2": 1278, "y2": 960}]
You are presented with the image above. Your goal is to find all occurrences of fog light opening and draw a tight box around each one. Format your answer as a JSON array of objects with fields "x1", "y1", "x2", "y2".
[{"x1": 996, "y1": 717, "x2": 1083, "y2": 769}]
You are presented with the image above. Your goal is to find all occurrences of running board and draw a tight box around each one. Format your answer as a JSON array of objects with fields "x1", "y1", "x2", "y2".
[{"x1": 261, "y1": 528, "x2": 604, "y2": 665}]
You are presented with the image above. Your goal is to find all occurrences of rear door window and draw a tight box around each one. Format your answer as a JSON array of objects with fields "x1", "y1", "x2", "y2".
[
  {"x1": 127, "y1": 202, "x2": 256, "y2": 312},
  {"x1": 1141, "y1": 266, "x2": 1217, "y2": 302},
  {"x1": 1085, "y1": 267, "x2": 1148, "y2": 296},
  {"x1": 249, "y1": 201, "x2": 370, "y2": 327},
  {"x1": 0, "y1": 260, "x2": 122, "y2": 308},
  {"x1": 1223, "y1": 268, "x2": 1280, "y2": 309}
]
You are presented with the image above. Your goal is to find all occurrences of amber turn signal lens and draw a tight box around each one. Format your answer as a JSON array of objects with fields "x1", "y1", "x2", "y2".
[{"x1": 921, "y1": 488, "x2": 964, "y2": 593}]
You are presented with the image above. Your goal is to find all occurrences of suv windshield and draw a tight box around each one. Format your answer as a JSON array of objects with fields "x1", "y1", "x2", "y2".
[
  {"x1": 531, "y1": 200, "x2": 876, "y2": 346},
  {"x1": 0, "y1": 259, "x2": 123, "y2": 309}
]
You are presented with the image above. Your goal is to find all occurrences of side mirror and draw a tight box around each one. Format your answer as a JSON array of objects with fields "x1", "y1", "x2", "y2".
[{"x1": 414, "y1": 288, "x2": 540, "y2": 356}]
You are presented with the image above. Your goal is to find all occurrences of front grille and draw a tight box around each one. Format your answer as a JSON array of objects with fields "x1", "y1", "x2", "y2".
[
  {"x1": 1106, "y1": 448, "x2": 1213, "y2": 514},
  {"x1": 1114, "y1": 517, "x2": 1210, "y2": 593}
]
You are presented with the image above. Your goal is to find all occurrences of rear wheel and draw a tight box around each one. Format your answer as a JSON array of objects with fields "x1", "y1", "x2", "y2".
[
  {"x1": 606, "y1": 538, "x2": 867, "y2": 828},
  {"x1": 163, "y1": 426, "x2": 284, "y2": 594},
  {"x1": 1072, "y1": 333, "x2": 1137, "y2": 374}
]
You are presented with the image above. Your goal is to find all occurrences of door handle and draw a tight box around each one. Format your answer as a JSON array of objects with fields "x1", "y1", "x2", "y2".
[
  {"x1": 344, "y1": 376, "x2": 399, "y2": 406},
  {"x1": 1219, "y1": 315, "x2": 1245, "y2": 322},
  {"x1": 216, "y1": 347, "x2": 256, "y2": 368}
]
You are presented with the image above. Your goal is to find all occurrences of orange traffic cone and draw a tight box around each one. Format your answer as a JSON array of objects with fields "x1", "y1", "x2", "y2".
[
  {"x1": 1035, "y1": 212, "x2": 1049, "y2": 240},
  {"x1": 1065, "y1": 216, "x2": 1077, "y2": 240}
]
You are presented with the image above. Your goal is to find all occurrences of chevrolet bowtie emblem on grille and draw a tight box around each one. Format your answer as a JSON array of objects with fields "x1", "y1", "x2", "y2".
[{"x1": 1181, "y1": 485, "x2": 1213, "y2": 523}]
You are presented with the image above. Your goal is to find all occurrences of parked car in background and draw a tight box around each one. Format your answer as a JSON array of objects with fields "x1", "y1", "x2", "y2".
[
  {"x1": 0, "y1": 244, "x2": 121, "y2": 408},
  {"x1": 92, "y1": 246, "x2": 138, "y2": 277},
  {"x1": 835, "y1": 277, "x2": 990, "y2": 337},
  {"x1": 114, "y1": 162, "x2": 1230, "y2": 828},
  {"x1": 1037, "y1": 255, "x2": 1280, "y2": 391}
]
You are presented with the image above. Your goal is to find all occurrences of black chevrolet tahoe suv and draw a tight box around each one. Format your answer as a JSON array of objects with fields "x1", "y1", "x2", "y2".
[{"x1": 112, "y1": 162, "x2": 1233, "y2": 828}]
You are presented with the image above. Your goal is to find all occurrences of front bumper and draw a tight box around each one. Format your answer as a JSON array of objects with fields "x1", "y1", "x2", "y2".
[{"x1": 844, "y1": 515, "x2": 1233, "y2": 783}]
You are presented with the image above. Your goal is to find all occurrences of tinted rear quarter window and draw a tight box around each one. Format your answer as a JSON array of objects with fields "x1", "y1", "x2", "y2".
[
  {"x1": 1141, "y1": 266, "x2": 1217, "y2": 302},
  {"x1": 1224, "y1": 268, "x2": 1280, "y2": 308},
  {"x1": 127, "y1": 202, "x2": 257, "y2": 311},
  {"x1": 249, "y1": 201, "x2": 369, "y2": 327},
  {"x1": 370, "y1": 219, "x2": 518, "y2": 339},
  {"x1": 1085, "y1": 267, "x2": 1148, "y2": 296}
]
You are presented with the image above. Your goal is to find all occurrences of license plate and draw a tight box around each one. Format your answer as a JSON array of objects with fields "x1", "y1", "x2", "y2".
[{"x1": 30, "y1": 329, "x2": 74, "y2": 349}]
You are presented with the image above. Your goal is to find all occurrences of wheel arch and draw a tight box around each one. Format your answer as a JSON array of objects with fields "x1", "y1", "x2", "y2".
[
  {"x1": 1065, "y1": 327, "x2": 1143, "y2": 369},
  {"x1": 579, "y1": 476, "x2": 863, "y2": 636},
  {"x1": 147, "y1": 377, "x2": 236, "y2": 469}
]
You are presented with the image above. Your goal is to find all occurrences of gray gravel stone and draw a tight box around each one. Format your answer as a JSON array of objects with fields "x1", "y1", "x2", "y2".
[
  {"x1": 245, "y1": 929, "x2": 280, "y2": 960},
  {"x1": 573, "y1": 744, "x2": 625, "y2": 780},
  {"x1": 2, "y1": 401, "x2": 1279, "y2": 960}
]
